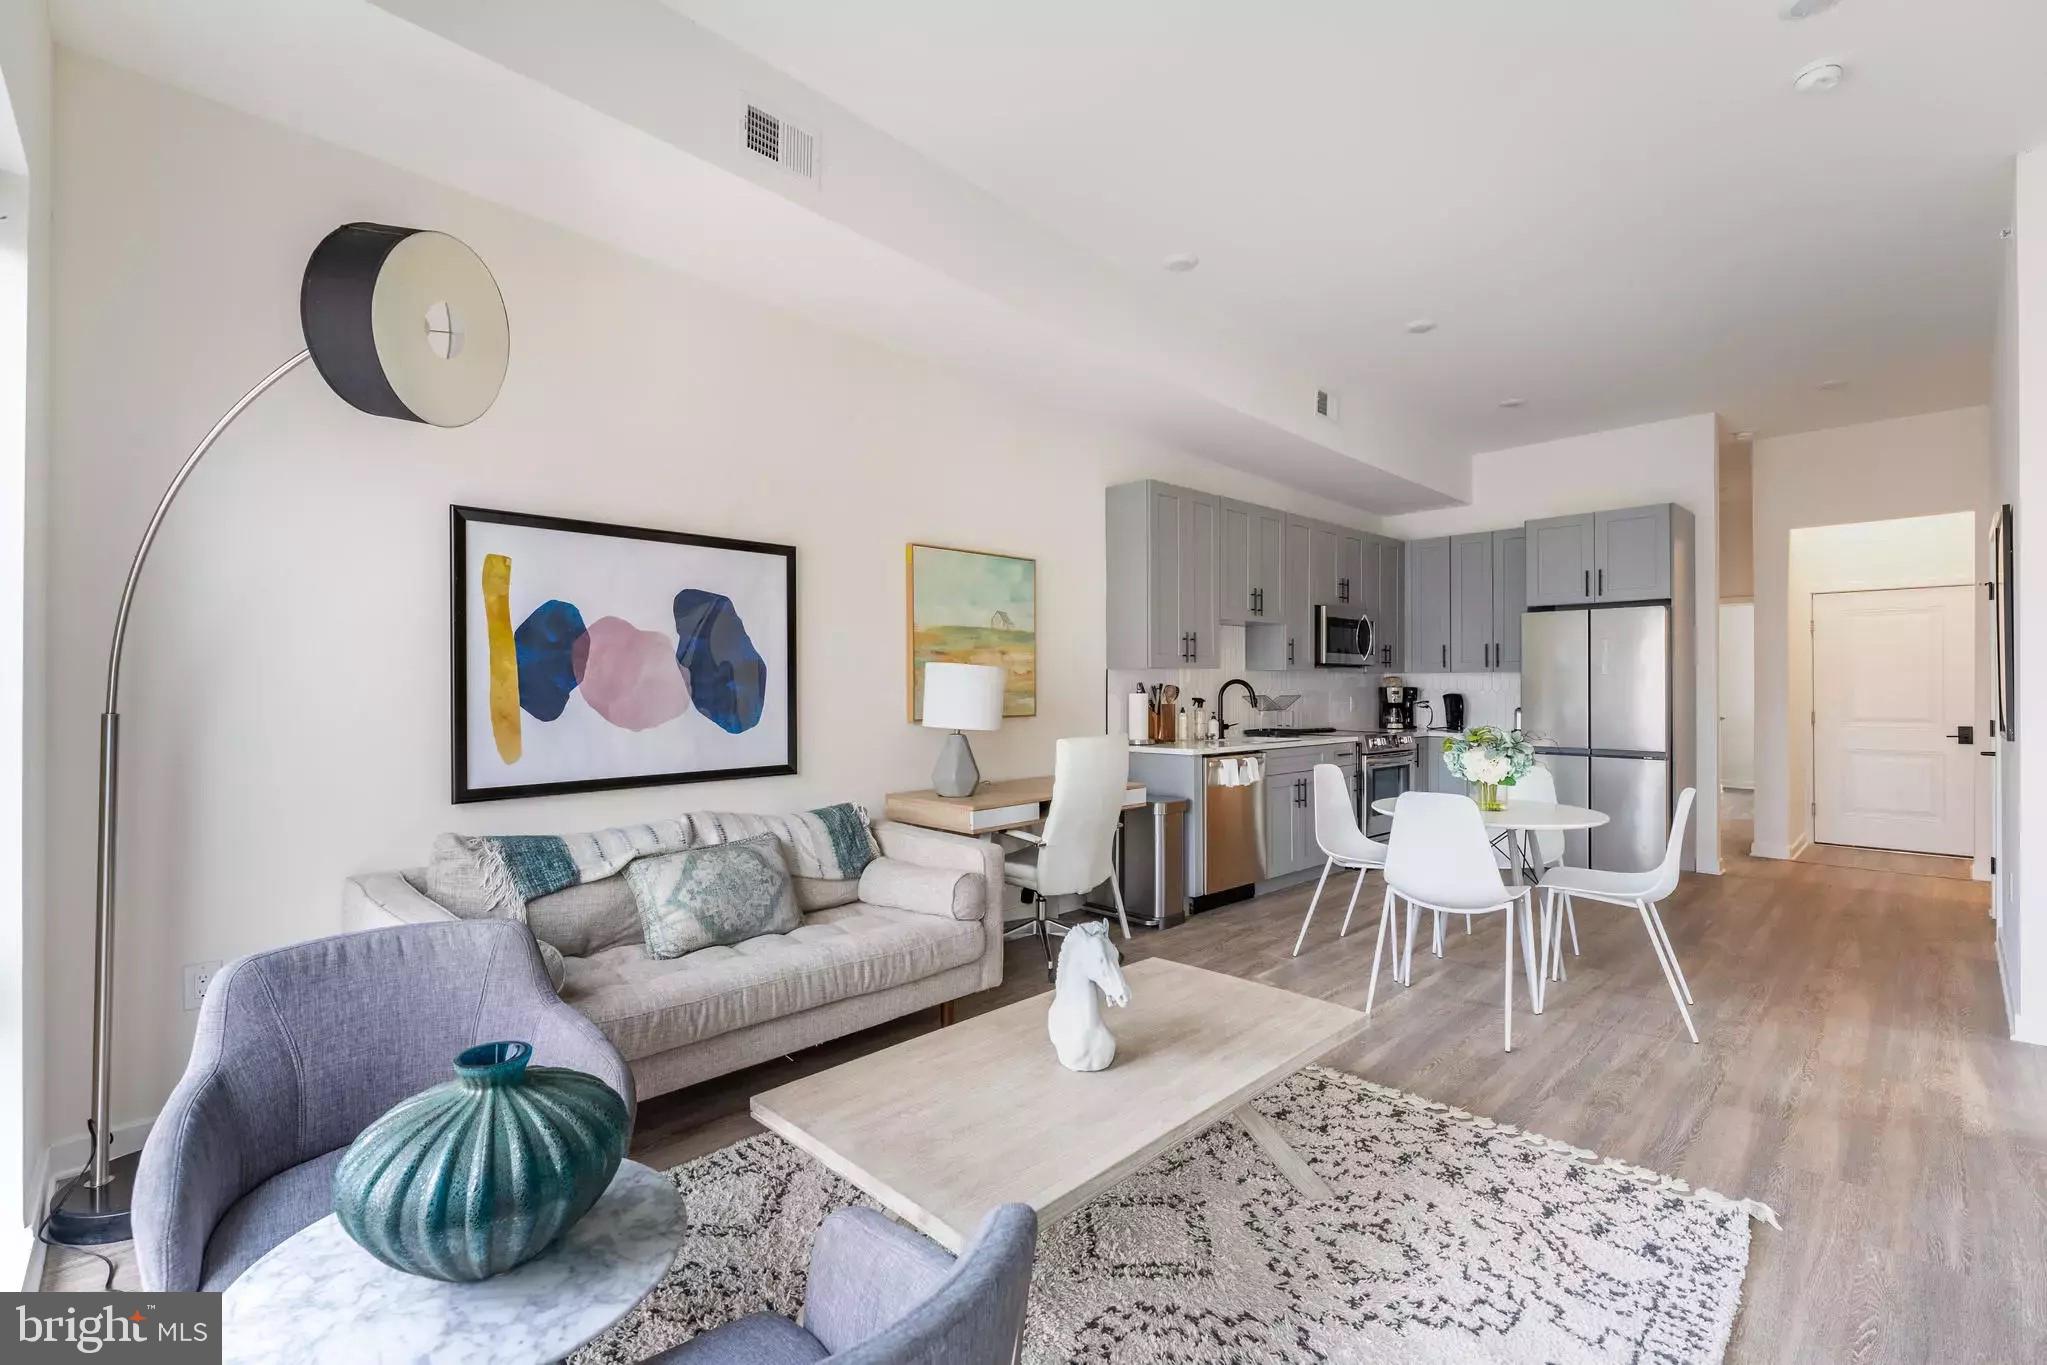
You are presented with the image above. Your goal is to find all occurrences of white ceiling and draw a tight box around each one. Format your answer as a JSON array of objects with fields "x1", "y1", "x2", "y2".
[
  {"x1": 46, "y1": 0, "x2": 2047, "y2": 512},
  {"x1": 670, "y1": 0, "x2": 2046, "y2": 446}
]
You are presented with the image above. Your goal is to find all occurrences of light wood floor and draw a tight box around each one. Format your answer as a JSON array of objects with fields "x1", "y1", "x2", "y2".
[{"x1": 47, "y1": 845, "x2": 2045, "y2": 1365}]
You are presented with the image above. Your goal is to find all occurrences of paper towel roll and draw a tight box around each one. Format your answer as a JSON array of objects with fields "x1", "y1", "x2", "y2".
[{"x1": 1127, "y1": 692, "x2": 1149, "y2": 744}]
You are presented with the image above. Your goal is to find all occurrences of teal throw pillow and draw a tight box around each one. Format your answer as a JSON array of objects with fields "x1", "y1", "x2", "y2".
[{"x1": 625, "y1": 833, "x2": 800, "y2": 959}]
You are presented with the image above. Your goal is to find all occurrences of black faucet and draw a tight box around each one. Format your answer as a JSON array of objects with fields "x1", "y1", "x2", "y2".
[{"x1": 1216, "y1": 678, "x2": 1257, "y2": 741}]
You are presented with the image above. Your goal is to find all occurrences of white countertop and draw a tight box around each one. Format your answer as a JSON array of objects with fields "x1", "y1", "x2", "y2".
[{"x1": 1130, "y1": 731, "x2": 1375, "y2": 758}]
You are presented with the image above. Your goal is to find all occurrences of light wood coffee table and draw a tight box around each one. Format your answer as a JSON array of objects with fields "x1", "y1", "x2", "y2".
[{"x1": 751, "y1": 958, "x2": 1366, "y2": 1252}]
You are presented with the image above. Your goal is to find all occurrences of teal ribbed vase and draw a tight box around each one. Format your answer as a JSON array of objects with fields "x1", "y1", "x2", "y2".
[{"x1": 333, "y1": 1041, "x2": 628, "y2": 1282}]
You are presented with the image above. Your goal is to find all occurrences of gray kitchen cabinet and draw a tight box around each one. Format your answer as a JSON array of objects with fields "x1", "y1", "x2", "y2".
[
  {"x1": 1595, "y1": 504, "x2": 1673, "y2": 601},
  {"x1": 1245, "y1": 515, "x2": 1317, "y2": 671},
  {"x1": 1375, "y1": 537, "x2": 1404, "y2": 668},
  {"x1": 1336, "y1": 530, "x2": 1369, "y2": 614},
  {"x1": 1492, "y1": 527, "x2": 1527, "y2": 670},
  {"x1": 1407, "y1": 537, "x2": 1452, "y2": 672},
  {"x1": 1217, "y1": 499, "x2": 1287, "y2": 625},
  {"x1": 1262, "y1": 773, "x2": 1310, "y2": 878},
  {"x1": 1105, "y1": 480, "x2": 1220, "y2": 668},
  {"x1": 1218, "y1": 499, "x2": 1253, "y2": 626},
  {"x1": 1525, "y1": 513, "x2": 1597, "y2": 607},
  {"x1": 1450, "y1": 533, "x2": 1495, "y2": 671},
  {"x1": 1422, "y1": 739, "x2": 1460, "y2": 794},
  {"x1": 1310, "y1": 523, "x2": 1340, "y2": 610},
  {"x1": 1524, "y1": 504, "x2": 1674, "y2": 606}
]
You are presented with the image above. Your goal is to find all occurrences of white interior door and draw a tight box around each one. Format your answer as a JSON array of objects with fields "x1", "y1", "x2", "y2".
[
  {"x1": 1813, "y1": 586, "x2": 1975, "y2": 855},
  {"x1": 1718, "y1": 601, "x2": 1755, "y2": 788}
]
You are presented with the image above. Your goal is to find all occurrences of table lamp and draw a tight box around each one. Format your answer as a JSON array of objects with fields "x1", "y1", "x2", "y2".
[
  {"x1": 920, "y1": 662, "x2": 1004, "y2": 796},
  {"x1": 47, "y1": 223, "x2": 510, "y2": 1248}
]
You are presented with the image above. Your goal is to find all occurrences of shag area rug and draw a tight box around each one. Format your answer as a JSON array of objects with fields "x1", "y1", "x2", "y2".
[{"x1": 578, "y1": 1066, "x2": 1774, "y2": 1364}]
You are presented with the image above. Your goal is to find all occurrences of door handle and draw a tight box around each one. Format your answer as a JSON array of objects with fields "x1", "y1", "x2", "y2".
[
  {"x1": 1288, "y1": 638, "x2": 1295, "y2": 665},
  {"x1": 1946, "y1": 725, "x2": 1975, "y2": 745},
  {"x1": 1190, "y1": 630, "x2": 1198, "y2": 659},
  {"x1": 1583, "y1": 568, "x2": 1589, "y2": 598},
  {"x1": 1598, "y1": 568, "x2": 1604, "y2": 596},
  {"x1": 1440, "y1": 644, "x2": 1447, "y2": 667}
]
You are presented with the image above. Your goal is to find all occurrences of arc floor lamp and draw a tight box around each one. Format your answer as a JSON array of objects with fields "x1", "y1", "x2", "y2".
[{"x1": 46, "y1": 223, "x2": 511, "y2": 1245}]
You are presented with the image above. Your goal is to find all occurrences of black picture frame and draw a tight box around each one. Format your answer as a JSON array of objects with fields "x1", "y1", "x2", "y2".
[
  {"x1": 1993, "y1": 502, "x2": 2016, "y2": 742},
  {"x1": 450, "y1": 505, "x2": 797, "y2": 803}
]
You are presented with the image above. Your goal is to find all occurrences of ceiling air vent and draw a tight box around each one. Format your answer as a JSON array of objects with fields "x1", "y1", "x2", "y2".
[
  {"x1": 743, "y1": 102, "x2": 818, "y2": 182},
  {"x1": 1315, "y1": 389, "x2": 1340, "y2": 422}
]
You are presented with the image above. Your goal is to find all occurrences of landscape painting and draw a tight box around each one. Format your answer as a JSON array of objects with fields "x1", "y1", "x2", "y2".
[
  {"x1": 907, "y1": 543, "x2": 1036, "y2": 720},
  {"x1": 452, "y1": 506, "x2": 797, "y2": 802}
]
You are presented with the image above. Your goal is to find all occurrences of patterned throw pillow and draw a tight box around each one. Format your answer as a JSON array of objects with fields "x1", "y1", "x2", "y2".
[{"x1": 624, "y1": 834, "x2": 801, "y2": 959}]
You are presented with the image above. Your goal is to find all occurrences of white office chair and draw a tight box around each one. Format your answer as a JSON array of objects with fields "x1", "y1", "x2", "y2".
[
  {"x1": 1003, "y1": 734, "x2": 1132, "y2": 976},
  {"x1": 1289, "y1": 764, "x2": 1389, "y2": 958},
  {"x1": 1536, "y1": 788, "x2": 1699, "y2": 1043},
  {"x1": 1374, "y1": 792, "x2": 1539, "y2": 1051}
]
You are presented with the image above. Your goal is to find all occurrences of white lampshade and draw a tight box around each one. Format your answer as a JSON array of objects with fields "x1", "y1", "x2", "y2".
[{"x1": 921, "y1": 662, "x2": 1005, "y2": 731}]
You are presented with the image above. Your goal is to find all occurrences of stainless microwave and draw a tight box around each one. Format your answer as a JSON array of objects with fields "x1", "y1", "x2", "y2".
[{"x1": 1314, "y1": 604, "x2": 1375, "y2": 668}]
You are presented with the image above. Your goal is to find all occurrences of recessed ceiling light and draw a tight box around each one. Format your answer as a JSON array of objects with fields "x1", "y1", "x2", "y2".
[
  {"x1": 1161, "y1": 252, "x2": 1200, "y2": 273},
  {"x1": 1793, "y1": 59, "x2": 1845, "y2": 93},
  {"x1": 1405, "y1": 319, "x2": 1437, "y2": 335},
  {"x1": 1779, "y1": 0, "x2": 1843, "y2": 20},
  {"x1": 1818, "y1": 378, "x2": 1847, "y2": 390},
  {"x1": 1498, "y1": 398, "x2": 1526, "y2": 409}
]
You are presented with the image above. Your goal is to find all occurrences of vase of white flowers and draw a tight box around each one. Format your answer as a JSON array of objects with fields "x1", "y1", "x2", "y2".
[{"x1": 1442, "y1": 726, "x2": 1537, "y2": 811}]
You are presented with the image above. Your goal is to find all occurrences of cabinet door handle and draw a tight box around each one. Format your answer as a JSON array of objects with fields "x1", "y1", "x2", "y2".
[
  {"x1": 1440, "y1": 644, "x2": 1447, "y2": 667},
  {"x1": 1484, "y1": 642, "x2": 1490, "y2": 668},
  {"x1": 1584, "y1": 568, "x2": 1590, "y2": 598},
  {"x1": 1288, "y1": 638, "x2": 1295, "y2": 665},
  {"x1": 1598, "y1": 568, "x2": 1604, "y2": 596},
  {"x1": 1190, "y1": 630, "x2": 1198, "y2": 658}
]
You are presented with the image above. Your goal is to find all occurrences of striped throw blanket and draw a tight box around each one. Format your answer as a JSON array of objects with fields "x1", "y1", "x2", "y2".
[{"x1": 427, "y1": 803, "x2": 879, "y2": 922}]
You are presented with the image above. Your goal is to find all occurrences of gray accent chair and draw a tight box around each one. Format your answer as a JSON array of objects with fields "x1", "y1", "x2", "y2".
[
  {"x1": 132, "y1": 919, "x2": 633, "y2": 1292},
  {"x1": 653, "y1": 1204, "x2": 1037, "y2": 1365}
]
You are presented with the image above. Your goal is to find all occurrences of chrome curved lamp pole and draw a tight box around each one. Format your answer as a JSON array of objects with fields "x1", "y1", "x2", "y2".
[
  {"x1": 50, "y1": 223, "x2": 507, "y2": 1247},
  {"x1": 83, "y1": 351, "x2": 312, "y2": 1202}
]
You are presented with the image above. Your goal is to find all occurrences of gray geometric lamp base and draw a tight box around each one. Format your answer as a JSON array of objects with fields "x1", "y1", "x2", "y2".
[{"x1": 932, "y1": 731, "x2": 981, "y2": 797}]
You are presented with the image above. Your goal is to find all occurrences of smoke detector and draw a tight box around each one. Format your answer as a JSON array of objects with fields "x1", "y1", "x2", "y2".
[
  {"x1": 742, "y1": 101, "x2": 819, "y2": 182},
  {"x1": 1793, "y1": 60, "x2": 1846, "y2": 93}
]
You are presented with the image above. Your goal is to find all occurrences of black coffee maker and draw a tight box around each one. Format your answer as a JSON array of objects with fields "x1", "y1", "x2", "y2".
[{"x1": 1379, "y1": 679, "x2": 1420, "y2": 732}]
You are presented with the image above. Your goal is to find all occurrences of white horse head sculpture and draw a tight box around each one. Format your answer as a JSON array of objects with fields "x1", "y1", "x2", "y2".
[{"x1": 1048, "y1": 921, "x2": 1129, "y2": 1072}]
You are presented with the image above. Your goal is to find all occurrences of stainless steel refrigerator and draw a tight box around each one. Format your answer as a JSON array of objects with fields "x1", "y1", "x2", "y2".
[{"x1": 1520, "y1": 605, "x2": 1674, "y2": 871}]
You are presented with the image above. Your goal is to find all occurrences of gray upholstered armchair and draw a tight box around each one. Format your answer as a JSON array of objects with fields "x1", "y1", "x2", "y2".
[
  {"x1": 653, "y1": 1203, "x2": 1037, "y2": 1365},
  {"x1": 132, "y1": 919, "x2": 634, "y2": 1291}
]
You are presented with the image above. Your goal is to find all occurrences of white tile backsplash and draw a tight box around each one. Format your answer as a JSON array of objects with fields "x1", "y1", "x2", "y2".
[
  {"x1": 1397, "y1": 671, "x2": 1523, "y2": 732},
  {"x1": 1106, "y1": 626, "x2": 1378, "y2": 733}
]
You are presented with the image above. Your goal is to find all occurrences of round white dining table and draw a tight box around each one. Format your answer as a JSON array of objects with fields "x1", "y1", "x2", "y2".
[{"x1": 1369, "y1": 795, "x2": 1608, "y2": 883}]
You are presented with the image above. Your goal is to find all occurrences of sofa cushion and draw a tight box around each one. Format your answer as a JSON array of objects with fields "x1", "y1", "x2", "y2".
[
  {"x1": 857, "y1": 858, "x2": 984, "y2": 921},
  {"x1": 684, "y1": 805, "x2": 879, "y2": 911},
  {"x1": 526, "y1": 875, "x2": 644, "y2": 957},
  {"x1": 199, "y1": 1148, "x2": 345, "y2": 1291},
  {"x1": 626, "y1": 836, "x2": 801, "y2": 960},
  {"x1": 559, "y1": 902, "x2": 984, "y2": 1060}
]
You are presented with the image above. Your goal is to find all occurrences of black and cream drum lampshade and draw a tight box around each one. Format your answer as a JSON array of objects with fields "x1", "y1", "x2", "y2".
[{"x1": 301, "y1": 222, "x2": 510, "y2": 427}]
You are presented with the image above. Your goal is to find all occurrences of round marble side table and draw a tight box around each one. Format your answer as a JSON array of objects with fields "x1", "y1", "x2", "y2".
[{"x1": 223, "y1": 1159, "x2": 681, "y2": 1365}]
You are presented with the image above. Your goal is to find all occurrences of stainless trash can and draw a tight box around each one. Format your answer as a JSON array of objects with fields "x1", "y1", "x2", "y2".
[{"x1": 1085, "y1": 798, "x2": 1190, "y2": 929}]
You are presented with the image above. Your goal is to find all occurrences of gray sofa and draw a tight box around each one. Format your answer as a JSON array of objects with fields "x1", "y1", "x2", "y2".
[{"x1": 343, "y1": 819, "x2": 1004, "y2": 1101}]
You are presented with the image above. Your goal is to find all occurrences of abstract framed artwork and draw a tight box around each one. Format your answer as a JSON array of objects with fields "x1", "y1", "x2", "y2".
[
  {"x1": 906, "y1": 543, "x2": 1036, "y2": 721},
  {"x1": 451, "y1": 506, "x2": 796, "y2": 803}
]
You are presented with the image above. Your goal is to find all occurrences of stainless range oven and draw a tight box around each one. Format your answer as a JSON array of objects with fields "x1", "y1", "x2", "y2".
[{"x1": 1359, "y1": 733, "x2": 1417, "y2": 839}]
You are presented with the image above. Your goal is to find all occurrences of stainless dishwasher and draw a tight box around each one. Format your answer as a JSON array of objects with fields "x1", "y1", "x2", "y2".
[{"x1": 1203, "y1": 752, "x2": 1267, "y2": 897}]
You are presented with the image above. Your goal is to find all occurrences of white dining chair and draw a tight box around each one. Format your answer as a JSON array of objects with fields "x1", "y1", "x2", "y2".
[
  {"x1": 1290, "y1": 763, "x2": 1390, "y2": 958},
  {"x1": 1002, "y1": 735, "x2": 1132, "y2": 977},
  {"x1": 1536, "y1": 788, "x2": 1699, "y2": 1043},
  {"x1": 1431, "y1": 763, "x2": 1569, "y2": 957},
  {"x1": 1373, "y1": 792, "x2": 1539, "y2": 1051}
]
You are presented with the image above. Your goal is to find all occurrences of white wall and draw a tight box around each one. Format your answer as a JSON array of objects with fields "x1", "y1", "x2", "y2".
[
  {"x1": 39, "y1": 54, "x2": 1424, "y2": 1144},
  {"x1": 1993, "y1": 143, "x2": 2047, "y2": 1041},
  {"x1": 0, "y1": 0, "x2": 48, "y2": 1277},
  {"x1": 1379, "y1": 414, "x2": 1722, "y2": 873},
  {"x1": 1718, "y1": 602, "x2": 1754, "y2": 789},
  {"x1": 1750, "y1": 410, "x2": 1993, "y2": 869}
]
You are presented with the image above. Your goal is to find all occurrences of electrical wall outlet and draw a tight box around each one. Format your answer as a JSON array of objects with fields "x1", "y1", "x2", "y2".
[{"x1": 181, "y1": 960, "x2": 224, "y2": 1012}]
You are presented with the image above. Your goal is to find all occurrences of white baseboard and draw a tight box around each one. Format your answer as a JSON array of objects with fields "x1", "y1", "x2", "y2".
[
  {"x1": 46, "y1": 1115, "x2": 154, "y2": 1187},
  {"x1": 1748, "y1": 840, "x2": 1792, "y2": 860},
  {"x1": 1786, "y1": 834, "x2": 1812, "y2": 862}
]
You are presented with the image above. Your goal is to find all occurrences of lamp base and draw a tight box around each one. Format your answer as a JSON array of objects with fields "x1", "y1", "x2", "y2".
[
  {"x1": 932, "y1": 731, "x2": 981, "y2": 798},
  {"x1": 45, "y1": 1150, "x2": 138, "y2": 1247}
]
